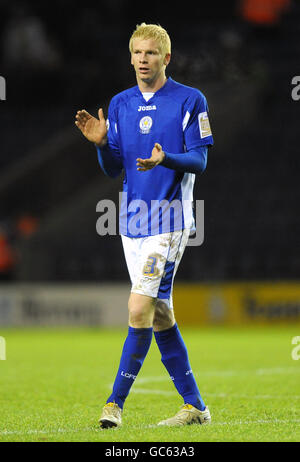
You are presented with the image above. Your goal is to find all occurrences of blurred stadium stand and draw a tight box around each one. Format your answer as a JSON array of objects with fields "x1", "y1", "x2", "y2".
[{"x1": 0, "y1": 0, "x2": 299, "y2": 283}]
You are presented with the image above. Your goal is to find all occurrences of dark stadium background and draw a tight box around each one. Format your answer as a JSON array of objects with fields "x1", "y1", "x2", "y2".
[
  {"x1": 1, "y1": 3, "x2": 300, "y2": 442},
  {"x1": 0, "y1": 0, "x2": 299, "y2": 287}
]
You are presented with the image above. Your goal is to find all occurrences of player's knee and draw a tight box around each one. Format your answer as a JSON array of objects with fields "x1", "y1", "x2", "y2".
[
  {"x1": 129, "y1": 307, "x2": 148, "y2": 327},
  {"x1": 153, "y1": 301, "x2": 175, "y2": 331},
  {"x1": 128, "y1": 293, "x2": 155, "y2": 328}
]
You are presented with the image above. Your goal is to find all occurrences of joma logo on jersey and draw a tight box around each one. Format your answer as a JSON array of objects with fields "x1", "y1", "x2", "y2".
[{"x1": 138, "y1": 105, "x2": 156, "y2": 111}]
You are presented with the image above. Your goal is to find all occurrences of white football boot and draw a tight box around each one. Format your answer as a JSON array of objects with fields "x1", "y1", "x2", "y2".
[
  {"x1": 99, "y1": 402, "x2": 122, "y2": 429},
  {"x1": 157, "y1": 404, "x2": 211, "y2": 426}
]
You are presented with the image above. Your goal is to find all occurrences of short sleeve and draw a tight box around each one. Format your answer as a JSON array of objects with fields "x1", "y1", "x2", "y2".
[
  {"x1": 183, "y1": 92, "x2": 214, "y2": 150},
  {"x1": 107, "y1": 98, "x2": 121, "y2": 158}
]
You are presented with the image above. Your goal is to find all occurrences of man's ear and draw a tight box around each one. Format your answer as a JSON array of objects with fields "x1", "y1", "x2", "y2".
[
  {"x1": 131, "y1": 53, "x2": 134, "y2": 66},
  {"x1": 164, "y1": 53, "x2": 171, "y2": 66}
]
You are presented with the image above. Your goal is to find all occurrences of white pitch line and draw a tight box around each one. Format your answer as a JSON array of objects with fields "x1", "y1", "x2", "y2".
[
  {"x1": 0, "y1": 427, "x2": 97, "y2": 437},
  {"x1": 1, "y1": 419, "x2": 300, "y2": 437},
  {"x1": 132, "y1": 387, "x2": 176, "y2": 396},
  {"x1": 135, "y1": 366, "x2": 300, "y2": 384},
  {"x1": 108, "y1": 366, "x2": 300, "y2": 389},
  {"x1": 131, "y1": 388, "x2": 300, "y2": 400},
  {"x1": 208, "y1": 419, "x2": 300, "y2": 427}
]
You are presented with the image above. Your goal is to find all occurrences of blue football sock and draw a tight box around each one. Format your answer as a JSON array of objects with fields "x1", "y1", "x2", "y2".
[
  {"x1": 107, "y1": 326, "x2": 153, "y2": 409},
  {"x1": 154, "y1": 323, "x2": 206, "y2": 411}
]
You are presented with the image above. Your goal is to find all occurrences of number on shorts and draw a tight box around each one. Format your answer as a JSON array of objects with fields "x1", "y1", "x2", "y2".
[{"x1": 143, "y1": 256, "x2": 157, "y2": 276}]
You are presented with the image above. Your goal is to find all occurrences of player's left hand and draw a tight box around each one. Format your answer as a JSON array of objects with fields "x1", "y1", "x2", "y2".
[{"x1": 136, "y1": 143, "x2": 165, "y2": 171}]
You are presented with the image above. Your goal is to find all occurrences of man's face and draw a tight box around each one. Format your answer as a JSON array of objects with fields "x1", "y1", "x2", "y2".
[{"x1": 131, "y1": 38, "x2": 170, "y2": 85}]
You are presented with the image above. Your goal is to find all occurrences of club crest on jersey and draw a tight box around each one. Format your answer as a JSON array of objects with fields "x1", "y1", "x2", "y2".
[{"x1": 139, "y1": 116, "x2": 152, "y2": 134}]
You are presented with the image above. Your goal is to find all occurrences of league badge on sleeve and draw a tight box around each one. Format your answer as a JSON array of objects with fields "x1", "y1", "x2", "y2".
[{"x1": 198, "y1": 112, "x2": 212, "y2": 138}]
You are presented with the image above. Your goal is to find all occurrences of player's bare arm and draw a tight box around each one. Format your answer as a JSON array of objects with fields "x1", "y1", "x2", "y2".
[
  {"x1": 136, "y1": 142, "x2": 165, "y2": 171},
  {"x1": 75, "y1": 108, "x2": 107, "y2": 147}
]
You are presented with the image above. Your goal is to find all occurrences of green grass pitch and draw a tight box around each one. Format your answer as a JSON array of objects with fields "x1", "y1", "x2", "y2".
[{"x1": 0, "y1": 325, "x2": 299, "y2": 442}]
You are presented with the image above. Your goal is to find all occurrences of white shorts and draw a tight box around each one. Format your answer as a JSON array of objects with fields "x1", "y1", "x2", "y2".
[{"x1": 121, "y1": 229, "x2": 190, "y2": 309}]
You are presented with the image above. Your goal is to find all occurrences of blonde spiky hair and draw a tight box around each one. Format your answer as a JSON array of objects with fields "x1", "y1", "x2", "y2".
[{"x1": 129, "y1": 23, "x2": 171, "y2": 56}]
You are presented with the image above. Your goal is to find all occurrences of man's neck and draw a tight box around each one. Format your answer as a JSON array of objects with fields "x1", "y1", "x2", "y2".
[{"x1": 137, "y1": 74, "x2": 167, "y2": 93}]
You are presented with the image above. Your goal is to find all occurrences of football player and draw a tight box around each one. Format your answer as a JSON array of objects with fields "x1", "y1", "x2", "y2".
[{"x1": 75, "y1": 22, "x2": 213, "y2": 428}]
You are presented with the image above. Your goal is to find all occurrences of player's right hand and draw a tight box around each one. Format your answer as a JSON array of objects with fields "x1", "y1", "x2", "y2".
[{"x1": 75, "y1": 108, "x2": 107, "y2": 146}]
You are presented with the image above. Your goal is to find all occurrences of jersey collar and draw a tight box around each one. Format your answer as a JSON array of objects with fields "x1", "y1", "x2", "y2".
[{"x1": 135, "y1": 76, "x2": 173, "y2": 102}]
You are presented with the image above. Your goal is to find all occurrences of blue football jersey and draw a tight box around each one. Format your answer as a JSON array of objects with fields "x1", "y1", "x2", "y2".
[{"x1": 106, "y1": 77, "x2": 213, "y2": 237}]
